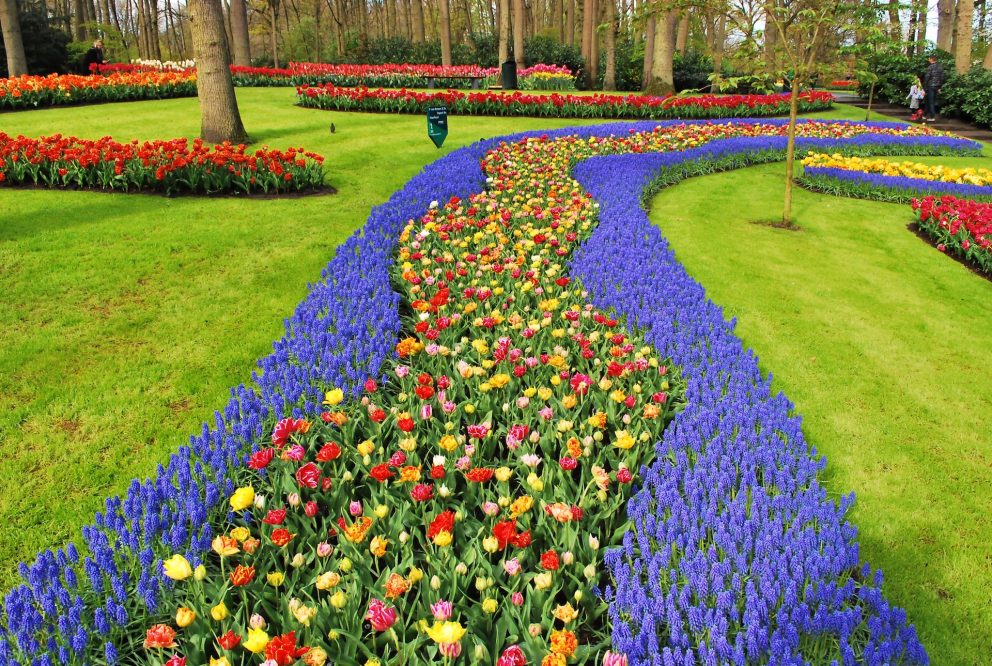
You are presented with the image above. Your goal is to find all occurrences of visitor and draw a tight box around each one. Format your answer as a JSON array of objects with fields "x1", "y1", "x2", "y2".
[
  {"x1": 922, "y1": 55, "x2": 945, "y2": 123},
  {"x1": 907, "y1": 76, "x2": 925, "y2": 122},
  {"x1": 82, "y1": 39, "x2": 106, "y2": 75}
]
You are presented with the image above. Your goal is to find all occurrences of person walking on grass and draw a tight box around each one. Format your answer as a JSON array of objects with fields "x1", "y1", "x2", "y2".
[
  {"x1": 907, "y1": 76, "x2": 925, "y2": 122},
  {"x1": 82, "y1": 39, "x2": 105, "y2": 75},
  {"x1": 922, "y1": 55, "x2": 945, "y2": 123}
]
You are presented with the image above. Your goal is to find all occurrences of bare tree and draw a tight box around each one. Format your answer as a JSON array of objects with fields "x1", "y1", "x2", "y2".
[
  {"x1": 411, "y1": 0, "x2": 425, "y2": 40},
  {"x1": 189, "y1": 0, "x2": 248, "y2": 143},
  {"x1": 0, "y1": 0, "x2": 28, "y2": 76},
  {"x1": 499, "y1": 0, "x2": 510, "y2": 61}
]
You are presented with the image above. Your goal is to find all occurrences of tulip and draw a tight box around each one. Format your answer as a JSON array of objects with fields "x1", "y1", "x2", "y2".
[{"x1": 162, "y1": 555, "x2": 192, "y2": 581}]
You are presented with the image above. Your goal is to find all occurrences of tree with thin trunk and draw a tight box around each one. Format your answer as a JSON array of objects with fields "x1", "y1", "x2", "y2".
[
  {"x1": 268, "y1": 0, "x2": 279, "y2": 67},
  {"x1": 0, "y1": 0, "x2": 28, "y2": 76},
  {"x1": 767, "y1": 0, "x2": 848, "y2": 226},
  {"x1": 513, "y1": 0, "x2": 524, "y2": 66},
  {"x1": 229, "y1": 0, "x2": 251, "y2": 65},
  {"x1": 936, "y1": 0, "x2": 954, "y2": 51},
  {"x1": 565, "y1": 0, "x2": 574, "y2": 45},
  {"x1": 675, "y1": 10, "x2": 688, "y2": 53},
  {"x1": 580, "y1": 0, "x2": 593, "y2": 85},
  {"x1": 954, "y1": 0, "x2": 974, "y2": 73},
  {"x1": 189, "y1": 0, "x2": 248, "y2": 143},
  {"x1": 985, "y1": 38, "x2": 992, "y2": 69},
  {"x1": 498, "y1": 0, "x2": 510, "y2": 62},
  {"x1": 439, "y1": 0, "x2": 451, "y2": 63}
]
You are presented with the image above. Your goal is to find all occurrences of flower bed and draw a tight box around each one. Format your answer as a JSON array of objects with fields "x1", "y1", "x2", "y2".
[
  {"x1": 296, "y1": 87, "x2": 834, "y2": 119},
  {"x1": 0, "y1": 72, "x2": 197, "y2": 110},
  {"x1": 91, "y1": 62, "x2": 577, "y2": 91},
  {"x1": 0, "y1": 133, "x2": 325, "y2": 195},
  {"x1": 0, "y1": 119, "x2": 967, "y2": 666},
  {"x1": 912, "y1": 196, "x2": 992, "y2": 275},
  {"x1": 798, "y1": 152, "x2": 992, "y2": 203}
]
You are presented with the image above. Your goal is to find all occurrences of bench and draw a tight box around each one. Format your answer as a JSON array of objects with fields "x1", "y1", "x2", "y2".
[{"x1": 425, "y1": 75, "x2": 486, "y2": 90}]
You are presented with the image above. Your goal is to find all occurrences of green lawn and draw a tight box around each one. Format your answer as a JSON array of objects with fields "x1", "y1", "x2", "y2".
[
  {"x1": 0, "y1": 87, "x2": 601, "y2": 589},
  {"x1": 1, "y1": 92, "x2": 989, "y2": 663},
  {"x1": 649, "y1": 154, "x2": 992, "y2": 665}
]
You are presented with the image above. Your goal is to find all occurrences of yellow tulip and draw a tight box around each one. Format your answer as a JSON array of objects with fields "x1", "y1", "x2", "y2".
[
  {"x1": 229, "y1": 486, "x2": 255, "y2": 512},
  {"x1": 162, "y1": 554, "x2": 192, "y2": 581},
  {"x1": 243, "y1": 627, "x2": 270, "y2": 653},
  {"x1": 210, "y1": 602, "x2": 228, "y2": 621}
]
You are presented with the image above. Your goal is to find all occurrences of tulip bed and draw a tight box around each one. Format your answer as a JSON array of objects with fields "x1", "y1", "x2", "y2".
[
  {"x1": 912, "y1": 196, "x2": 992, "y2": 276},
  {"x1": 0, "y1": 72, "x2": 197, "y2": 110},
  {"x1": 0, "y1": 133, "x2": 326, "y2": 196},
  {"x1": 91, "y1": 63, "x2": 578, "y2": 91},
  {"x1": 0, "y1": 119, "x2": 975, "y2": 666},
  {"x1": 295, "y1": 87, "x2": 834, "y2": 119},
  {"x1": 798, "y1": 152, "x2": 992, "y2": 203}
]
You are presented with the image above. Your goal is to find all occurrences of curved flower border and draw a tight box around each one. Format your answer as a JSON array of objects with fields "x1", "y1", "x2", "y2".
[{"x1": 0, "y1": 120, "x2": 978, "y2": 665}]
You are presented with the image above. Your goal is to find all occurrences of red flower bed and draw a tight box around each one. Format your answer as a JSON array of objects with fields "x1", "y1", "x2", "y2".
[
  {"x1": 0, "y1": 132, "x2": 325, "y2": 196},
  {"x1": 296, "y1": 85, "x2": 833, "y2": 119},
  {"x1": 912, "y1": 195, "x2": 992, "y2": 275}
]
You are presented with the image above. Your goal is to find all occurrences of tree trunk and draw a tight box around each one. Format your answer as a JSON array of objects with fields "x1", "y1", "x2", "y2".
[
  {"x1": 411, "y1": 0, "x2": 425, "y2": 41},
  {"x1": 72, "y1": 0, "x2": 87, "y2": 40},
  {"x1": 588, "y1": 0, "x2": 598, "y2": 85},
  {"x1": 554, "y1": 0, "x2": 562, "y2": 40},
  {"x1": 647, "y1": 8, "x2": 676, "y2": 95},
  {"x1": 0, "y1": 0, "x2": 28, "y2": 76},
  {"x1": 188, "y1": 0, "x2": 248, "y2": 143},
  {"x1": 99, "y1": 0, "x2": 111, "y2": 36},
  {"x1": 782, "y1": 76, "x2": 799, "y2": 225},
  {"x1": 580, "y1": 0, "x2": 593, "y2": 85},
  {"x1": 887, "y1": 0, "x2": 900, "y2": 39},
  {"x1": 936, "y1": 0, "x2": 955, "y2": 51},
  {"x1": 763, "y1": 0, "x2": 776, "y2": 72},
  {"x1": 675, "y1": 10, "x2": 688, "y2": 53},
  {"x1": 498, "y1": 0, "x2": 509, "y2": 62},
  {"x1": 439, "y1": 0, "x2": 452, "y2": 64},
  {"x1": 642, "y1": 9, "x2": 655, "y2": 90},
  {"x1": 229, "y1": 0, "x2": 251, "y2": 65},
  {"x1": 711, "y1": 14, "x2": 726, "y2": 78},
  {"x1": 954, "y1": 0, "x2": 974, "y2": 73},
  {"x1": 564, "y1": 0, "x2": 573, "y2": 46},
  {"x1": 513, "y1": 0, "x2": 524, "y2": 66},
  {"x1": 984, "y1": 37, "x2": 992, "y2": 69},
  {"x1": 268, "y1": 0, "x2": 279, "y2": 67},
  {"x1": 145, "y1": 0, "x2": 161, "y2": 59},
  {"x1": 603, "y1": 0, "x2": 616, "y2": 90}
]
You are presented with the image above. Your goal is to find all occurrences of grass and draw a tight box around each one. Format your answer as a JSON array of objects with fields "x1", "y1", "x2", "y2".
[
  {"x1": 0, "y1": 87, "x2": 601, "y2": 589},
  {"x1": 1, "y1": 92, "x2": 988, "y2": 663},
  {"x1": 647, "y1": 135, "x2": 992, "y2": 665}
]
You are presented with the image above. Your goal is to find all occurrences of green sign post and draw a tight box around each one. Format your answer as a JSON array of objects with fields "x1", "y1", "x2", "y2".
[{"x1": 427, "y1": 105, "x2": 448, "y2": 148}]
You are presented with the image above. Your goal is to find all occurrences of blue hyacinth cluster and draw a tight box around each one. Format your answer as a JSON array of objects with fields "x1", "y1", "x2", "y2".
[
  {"x1": 0, "y1": 120, "x2": 978, "y2": 665},
  {"x1": 802, "y1": 166, "x2": 992, "y2": 201}
]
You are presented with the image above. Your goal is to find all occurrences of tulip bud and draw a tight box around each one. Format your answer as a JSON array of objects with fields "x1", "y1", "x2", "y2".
[
  {"x1": 175, "y1": 607, "x2": 195, "y2": 628},
  {"x1": 249, "y1": 614, "x2": 267, "y2": 630},
  {"x1": 374, "y1": 505, "x2": 389, "y2": 519},
  {"x1": 455, "y1": 562, "x2": 468, "y2": 575},
  {"x1": 193, "y1": 564, "x2": 207, "y2": 581},
  {"x1": 482, "y1": 536, "x2": 499, "y2": 553},
  {"x1": 210, "y1": 602, "x2": 229, "y2": 621},
  {"x1": 474, "y1": 644, "x2": 486, "y2": 660},
  {"x1": 584, "y1": 564, "x2": 596, "y2": 579},
  {"x1": 291, "y1": 553, "x2": 305, "y2": 568},
  {"x1": 340, "y1": 557, "x2": 353, "y2": 572},
  {"x1": 475, "y1": 576, "x2": 489, "y2": 592},
  {"x1": 287, "y1": 493, "x2": 301, "y2": 507},
  {"x1": 528, "y1": 623, "x2": 543, "y2": 637},
  {"x1": 399, "y1": 531, "x2": 410, "y2": 544},
  {"x1": 511, "y1": 591, "x2": 524, "y2": 606},
  {"x1": 330, "y1": 591, "x2": 347, "y2": 609},
  {"x1": 562, "y1": 551, "x2": 574, "y2": 566},
  {"x1": 588, "y1": 535, "x2": 600, "y2": 550},
  {"x1": 430, "y1": 575, "x2": 442, "y2": 590}
]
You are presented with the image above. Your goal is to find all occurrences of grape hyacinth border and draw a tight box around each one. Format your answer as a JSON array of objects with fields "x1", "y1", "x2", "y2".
[
  {"x1": 798, "y1": 166, "x2": 992, "y2": 203},
  {"x1": 0, "y1": 119, "x2": 980, "y2": 665}
]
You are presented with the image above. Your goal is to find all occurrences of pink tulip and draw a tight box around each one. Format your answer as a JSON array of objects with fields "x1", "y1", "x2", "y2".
[
  {"x1": 602, "y1": 651, "x2": 628, "y2": 666},
  {"x1": 349, "y1": 501, "x2": 362, "y2": 516},
  {"x1": 497, "y1": 644, "x2": 526, "y2": 666},
  {"x1": 430, "y1": 600, "x2": 453, "y2": 621},
  {"x1": 511, "y1": 591, "x2": 524, "y2": 606},
  {"x1": 365, "y1": 599, "x2": 397, "y2": 632},
  {"x1": 439, "y1": 642, "x2": 462, "y2": 658}
]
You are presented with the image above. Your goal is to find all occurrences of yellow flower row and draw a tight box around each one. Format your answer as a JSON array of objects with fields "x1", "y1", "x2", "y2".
[{"x1": 801, "y1": 151, "x2": 992, "y2": 186}]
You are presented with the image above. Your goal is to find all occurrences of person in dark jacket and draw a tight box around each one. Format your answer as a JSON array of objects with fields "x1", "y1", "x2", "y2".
[
  {"x1": 82, "y1": 40, "x2": 105, "y2": 74},
  {"x1": 922, "y1": 55, "x2": 945, "y2": 122}
]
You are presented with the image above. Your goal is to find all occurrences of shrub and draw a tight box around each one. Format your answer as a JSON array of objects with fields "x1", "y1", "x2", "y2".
[
  {"x1": 941, "y1": 66, "x2": 992, "y2": 129},
  {"x1": 0, "y1": 0, "x2": 71, "y2": 76}
]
